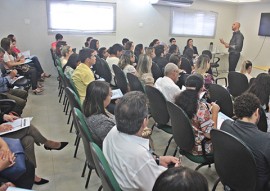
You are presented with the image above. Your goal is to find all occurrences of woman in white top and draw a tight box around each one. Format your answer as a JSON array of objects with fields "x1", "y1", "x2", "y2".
[
  {"x1": 106, "y1": 44, "x2": 123, "y2": 85},
  {"x1": 118, "y1": 50, "x2": 137, "y2": 78},
  {"x1": 240, "y1": 60, "x2": 253, "y2": 82}
]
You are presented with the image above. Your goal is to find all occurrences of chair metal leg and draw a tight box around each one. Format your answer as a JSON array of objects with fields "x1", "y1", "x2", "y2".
[
  {"x1": 59, "y1": 87, "x2": 64, "y2": 103},
  {"x1": 163, "y1": 136, "x2": 174, "y2": 156},
  {"x1": 69, "y1": 120, "x2": 73, "y2": 133},
  {"x1": 98, "y1": 185, "x2": 103, "y2": 191},
  {"x1": 73, "y1": 136, "x2": 80, "y2": 158},
  {"x1": 63, "y1": 94, "x2": 67, "y2": 105},
  {"x1": 85, "y1": 168, "x2": 92, "y2": 189},
  {"x1": 63, "y1": 96, "x2": 68, "y2": 112},
  {"x1": 212, "y1": 178, "x2": 220, "y2": 191},
  {"x1": 81, "y1": 160, "x2": 87, "y2": 177},
  {"x1": 65, "y1": 102, "x2": 69, "y2": 115},
  {"x1": 173, "y1": 146, "x2": 178, "y2": 157},
  {"x1": 67, "y1": 110, "x2": 72, "y2": 125},
  {"x1": 195, "y1": 162, "x2": 211, "y2": 171}
]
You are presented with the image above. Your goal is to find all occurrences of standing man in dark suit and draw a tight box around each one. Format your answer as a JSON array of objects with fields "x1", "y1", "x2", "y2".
[{"x1": 220, "y1": 22, "x2": 244, "y2": 72}]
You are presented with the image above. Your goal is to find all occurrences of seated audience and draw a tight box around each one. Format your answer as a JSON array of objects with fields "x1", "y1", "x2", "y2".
[
  {"x1": 72, "y1": 48, "x2": 96, "y2": 102},
  {"x1": 61, "y1": 45, "x2": 73, "y2": 67},
  {"x1": 103, "y1": 91, "x2": 180, "y2": 191},
  {"x1": 8, "y1": 34, "x2": 51, "y2": 79},
  {"x1": 246, "y1": 73, "x2": 270, "y2": 112},
  {"x1": 106, "y1": 44, "x2": 123, "y2": 86},
  {"x1": 118, "y1": 50, "x2": 137, "y2": 77},
  {"x1": 98, "y1": 47, "x2": 109, "y2": 60},
  {"x1": 149, "y1": 39, "x2": 160, "y2": 47},
  {"x1": 184, "y1": 38, "x2": 198, "y2": 56},
  {"x1": 221, "y1": 93, "x2": 270, "y2": 191},
  {"x1": 174, "y1": 74, "x2": 220, "y2": 155},
  {"x1": 124, "y1": 41, "x2": 134, "y2": 51},
  {"x1": 89, "y1": 39, "x2": 99, "y2": 51},
  {"x1": 84, "y1": 37, "x2": 93, "y2": 48},
  {"x1": 146, "y1": 47, "x2": 162, "y2": 81},
  {"x1": 63, "y1": 53, "x2": 80, "y2": 78},
  {"x1": 83, "y1": 81, "x2": 115, "y2": 148},
  {"x1": 51, "y1": 33, "x2": 63, "y2": 51},
  {"x1": 122, "y1": 38, "x2": 129, "y2": 46},
  {"x1": 181, "y1": 48, "x2": 194, "y2": 74},
  {"x1": 153, "y1": 45, "x2": 168, "y2": 73},
  {"x1": 136, "y1": 54, "x2": 154, "y2": 85},
  {"x1": 193, "y1": 54, "x2": 214, "y2": 89},
  {"x1": 152, "y1": 166, "x2": 208, "y2": 191},
  {"x1": 240, "y1": 60, "x2": 253, "y2": 82},
  {"x1": 169, "y1": 38, "x2": 177, "y2": 47},
  {"x1": 155, "y1": 63, "x2": 182, "y2": 102},
  {"x1": 0, "y1": 113, "x2": 68, "y2": 185},
  {"x1": 1, "y1": 38, "x2": 42, "y2": 95},
  {"x1": 55, "y1": 41, "x2": 67, "y2": 58},
  {"x1": 134, "y1": 44, "x2": 144, "y2": 63}
]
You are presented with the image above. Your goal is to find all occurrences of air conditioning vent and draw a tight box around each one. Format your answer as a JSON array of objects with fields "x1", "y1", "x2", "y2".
[{"x1": 150, "y1": 0, "x2": 194, "y2": 7}]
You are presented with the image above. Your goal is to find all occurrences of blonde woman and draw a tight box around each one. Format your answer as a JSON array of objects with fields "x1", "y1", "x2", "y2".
[
  {"x1": 136, "y1": 54, "x2": 154, "y2": 86},
  {"x1": 240, "y1": 60, "x2": 253, "y2": 82},
  {"x1": 193, "y1": 54, "x2": 214, "y2": 89},
  {"x1": 61, "y1": 45, "x2": 73, "y2": 67}
]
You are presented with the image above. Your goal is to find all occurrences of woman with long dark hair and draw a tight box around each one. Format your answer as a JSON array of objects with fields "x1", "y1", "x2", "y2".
[
  {"x1": 83, "y1": 81, "x2": 115, "y2": 148},
  {"x1": 63, "y1": 53, "x2": 80, "y2": 77},
  {"x1": 134, "y1": 44, "x2": 144, "y2": 64},
  {"x1": 174, "y1": 74, "x2": 219, "y2": 155}
]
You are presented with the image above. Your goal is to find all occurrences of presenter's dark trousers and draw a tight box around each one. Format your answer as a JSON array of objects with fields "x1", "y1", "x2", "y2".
[{"x1": 229, "y1": 52, "x2": 240, "y2": 72}]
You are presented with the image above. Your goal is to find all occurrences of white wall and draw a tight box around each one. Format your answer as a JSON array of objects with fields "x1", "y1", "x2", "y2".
[{"x1": 0, "y1": 0, "x2": 269, "y2": 75}]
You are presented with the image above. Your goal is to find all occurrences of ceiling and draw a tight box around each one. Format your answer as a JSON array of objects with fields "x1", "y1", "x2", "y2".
[{"x1": 202, "y1": 0, "x2": 270, "y2": 4}]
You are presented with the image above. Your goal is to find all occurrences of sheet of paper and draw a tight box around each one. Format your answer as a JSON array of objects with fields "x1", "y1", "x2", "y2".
[
  {"x1": 111, "y1": 89, "x2": 123, "y2": 100},
  {"x1": 10, "y1": 76, "x2": 24, "y2": 84},
  {"x1": 21, "y1": 50, "x2": 31, "y2": 58},
  {"x1": 7, "y1": 187, "x2": 34, "y2": 191},
  {"x1": 24, "y1": 58, "x2": 32, "y2": 64},
  {"x1": 0, "y1": 117, "x2": 33, "y2": 136},
  {"x1": 217, "y1": 112, "x2": 233, "y2": 130}
]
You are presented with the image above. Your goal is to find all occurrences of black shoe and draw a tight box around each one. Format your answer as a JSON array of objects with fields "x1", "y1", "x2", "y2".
[
  {"x1": 44, "y1": 142, "x2": 68, "y2": 151},
  {"x1": 34, "y1": 178, "x2": 49, "y2": 185}
]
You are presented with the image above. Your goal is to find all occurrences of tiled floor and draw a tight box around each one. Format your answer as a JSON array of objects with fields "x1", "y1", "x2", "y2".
[{"x1": 23, "y1": 74, "x2": 231, "y2": 191}]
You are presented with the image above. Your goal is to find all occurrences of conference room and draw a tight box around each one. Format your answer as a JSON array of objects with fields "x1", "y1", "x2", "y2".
[{"x1": 0, "y1": 0, "x2": 270, "y2": 190}]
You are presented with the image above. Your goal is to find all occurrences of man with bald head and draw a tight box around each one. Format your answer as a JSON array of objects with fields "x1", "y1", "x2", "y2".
[
  {"x1": 155, "y1": 63, "x2": 183, "y2": 102},
  {"x1": 220, "y1": 21, "x2": 244, "y2": 71}
]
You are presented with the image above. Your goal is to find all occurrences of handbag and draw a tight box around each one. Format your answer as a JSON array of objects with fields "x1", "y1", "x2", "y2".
[{"x1": 0, "y1": 137, "x2": 26, "y2": 181}]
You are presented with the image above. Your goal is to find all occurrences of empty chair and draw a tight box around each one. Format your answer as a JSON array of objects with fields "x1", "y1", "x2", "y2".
[
  {"x1": 145, "y1": 85, "x2": 173, "y2": 155},
  {"x1": 73, "y1": 108, "x2": 95, "y2": 189},
  {"x1": 228, "y1": 71, "x2": 249, "y2": 98},
  {"x1": 166, "y1": 101, "x2": 214, "y2": 170},
  {"x1": 208, "y1": 84, "x2": 234, "y2": 118},
  {"x1": 112, "y1": 65, "x2": 128, "y2": 94},
  {"x1": 211, "y1": 129, "x2": 257, "y2": 191},
  {"x1": 126, "y1": 73, "x2": 145, "y2": 92},
  {"x1": 90, "y1": 142, "x2": 121, "y2": 191}
]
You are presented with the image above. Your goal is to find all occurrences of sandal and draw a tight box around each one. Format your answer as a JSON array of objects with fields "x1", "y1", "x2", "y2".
[
  {"x1": 42, "y1": 73, "x2": 51, "y2": 78},
  {"x1": 32, "y1": 88, "x2": 43, "y2": 95}
]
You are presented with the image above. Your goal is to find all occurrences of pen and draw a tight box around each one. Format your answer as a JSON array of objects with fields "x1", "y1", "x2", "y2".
[{"x1": 209, "y1": 100, "x2": 217, "y2": 111}]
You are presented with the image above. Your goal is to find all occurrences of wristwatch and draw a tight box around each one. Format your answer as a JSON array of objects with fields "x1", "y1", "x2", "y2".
[{"x1": 153, "y1": 154, "x2": 160, "y2": 165}]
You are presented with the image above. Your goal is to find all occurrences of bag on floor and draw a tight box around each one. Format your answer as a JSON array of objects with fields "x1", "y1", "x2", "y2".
[{"x1": 0, "y1": 137, "x2": 26, "y2": 181}]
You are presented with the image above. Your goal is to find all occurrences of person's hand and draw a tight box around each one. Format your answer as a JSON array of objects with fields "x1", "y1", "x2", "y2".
[
  {"x1": 9, "y1": 70, "x2": 17, "y2": 78},
  {"x1": 211, "y1": 102, "x2": 220, "y2": 114},
  {"x1": 159, "y1": 156, "x2": 181, "y2": 168},
  {"x1": 0, "y1": 150, "x2": 15, "y2": 171},
  {"x1": 3, "y1": 114, "x2": 18, "y2": 122},
  {"x1": 0, "y1": 182, "x2": 15, "y2": 191},
  {"x1": 19, "y1": 57, "x2": 25, "y2": 64},
  {"x1": 0, "y1": 124, "x2": 13, "y2": 133},
  {"x1": 20, "y1": 55, "x2": 25, "y2": 60},
  {"x1": 219, "y1": 38, "x2": 225, "y2": 44}
]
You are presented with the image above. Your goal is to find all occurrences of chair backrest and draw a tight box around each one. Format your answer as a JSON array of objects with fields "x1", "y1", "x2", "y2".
[
  {"x1": 151, "y1": 61, "x2": 163, "y2": 81},
  {"x1": 56, "y1": 57, "x2": 62, "y2": 69},
  {"x1": 73, "y1": 108, "x2": 95, "y2": 169},
  {"x1": 228, "y1": 72, "x2": 249, "y2": 97},
  {"x1": 50, "y1": 48, "x2": 57, "y2": 67},
  {"x1": 57, "y1": 66, "x2": 66, "y2": 88},
  {"x1": 208, "y1": 84, "x2": 234, "y2": 118},
  {"x1": 211, "y1": 129, "x2": 257, "y2": 191},
  {"x1": 257, "y1": 107, "x2": 268, "y2": 132},
  {"x1": 166, "y1": 101, "x2": 195, "y2": 151},
  {"x1": 145, "y1": 85, "x2": 170, "y2": 125},
  {"x1": 112, "y1": 65, "x2": 128, "y2": 94},
  {"x1": 90, "y1": 142, "x2": 121, "y2": 191},
  {"x1": 64, "y1": 73, "x2": 79, "y2": 97},
  {"x1": 176, "y1": 73, "x2": 189, "y2": 89},
  {"x1": 65, "y1": 87, "x2": 82, "y2": 111},
  {"x1": 0, "y1": 99, "x2": 16, "y2": 114},
  {"x1": 126, "y1": 73, "x2": 145, "y2": 93},
  {"x1": 95, "y1": 57, "x2": 112, "y2": 83}
]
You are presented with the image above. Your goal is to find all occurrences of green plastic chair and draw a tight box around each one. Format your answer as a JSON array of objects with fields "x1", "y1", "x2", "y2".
[
  {"x1": 90, "y1": 142, "x2": 121, "y2": 191},
  {"x1": 73, "y1": 108, "x2": 95, "y2": 189}
]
